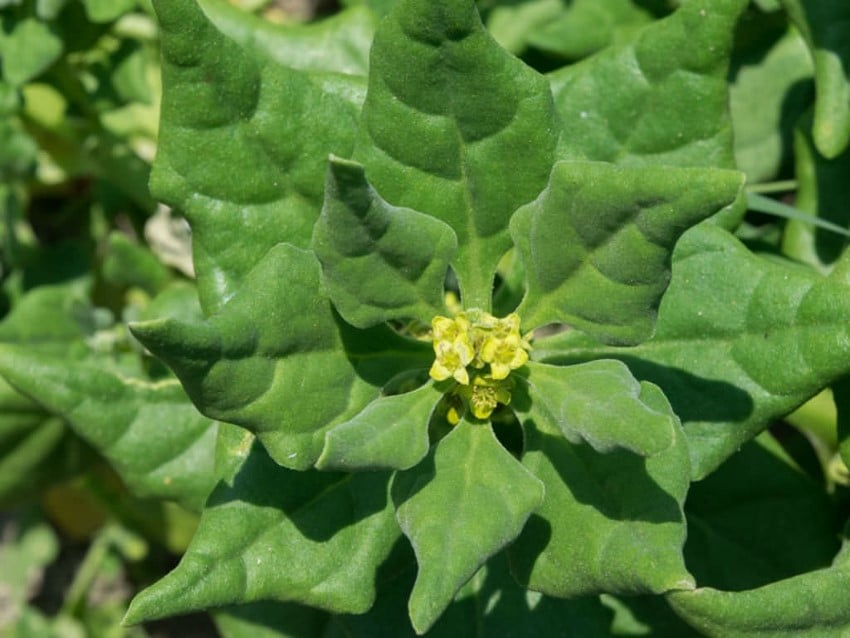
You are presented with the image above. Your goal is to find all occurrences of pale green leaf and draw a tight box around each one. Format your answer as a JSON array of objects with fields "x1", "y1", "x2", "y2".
[
  {"x1": 508, "y1": 381, "x2": 693, "y2": 598},
  {"x1": 0, "y1": 17, "x2": 62, "y2": 86},
  {"x1": 312, "y1": 157, "x2": 458, "y2": 328},
  {"x1": 318, "y1": 381, "x2": 441, "y2": 471},
  {"x1": 124, "y1": 439, "x2": 400, "y2": 623},
  {"x1": 511, "y1": 161, "x2": 743, "y2": 341},
  {"x1": 393, "y1": 420, "x2": 545, "y2": 634},
  {"x1": 355, "y1": 0, "x2": 559, "y2": 309},
  {"x1": 519, "y1": 360, "x2": 678, "y2": 456}
]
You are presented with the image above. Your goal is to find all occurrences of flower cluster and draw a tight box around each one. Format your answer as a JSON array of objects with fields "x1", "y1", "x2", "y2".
[{"x1": 429, "y1": 309, "x2": 531, "y2": 421}]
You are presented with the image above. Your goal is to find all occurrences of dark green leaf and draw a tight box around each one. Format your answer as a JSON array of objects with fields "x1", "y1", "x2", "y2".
[
  {"x1": 392, "y1": 420, "x2": 544, "y2": 633},
  {"x1": 684, "y1": 433, "x2": 839, "y2": 591},
  {"x1": 781, "y1": 0, "x2": 850, "y2": 158},
  {"x1": 313, "y1": 157, "x2": 457, "y2": 328},
  {"x1": 355, "y1": 0, "x2": 559, "y2": 309},
  {"x1": 511, "y1": 161, "x2": 743, "y2": 341}
]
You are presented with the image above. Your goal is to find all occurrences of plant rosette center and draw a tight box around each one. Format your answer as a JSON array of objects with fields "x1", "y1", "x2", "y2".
[{"x1": 428, "y1": 309, "x2": 531, "y2": 421}]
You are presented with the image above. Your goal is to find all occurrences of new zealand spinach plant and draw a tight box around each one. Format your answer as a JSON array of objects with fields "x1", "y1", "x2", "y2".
[{"x1": 4, "y1": 0, "x2": 850, "y2": 635}]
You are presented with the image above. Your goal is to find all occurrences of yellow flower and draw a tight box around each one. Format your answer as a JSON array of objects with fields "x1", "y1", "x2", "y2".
[
  {"x1": 477, "y1": 313, "x2": 530, "y2": 380},
  {"x1": 429, "y1": 315, "x2": 474, "y2": 384},
  {"x1": 463, "y1": 375, "x2": 513, "y2": 420}
]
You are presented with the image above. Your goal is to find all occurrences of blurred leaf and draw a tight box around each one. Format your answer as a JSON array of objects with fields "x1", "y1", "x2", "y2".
[
  {"x1": 781, "y1": 0, "x2": 850, "y2": 158},
  {"x1": 0, "y1": 16, "x2": 62, "y2": 86}
]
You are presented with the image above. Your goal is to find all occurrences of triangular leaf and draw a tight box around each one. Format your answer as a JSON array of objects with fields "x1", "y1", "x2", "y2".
[
  {"x1": 125, "y1": 438, "x2": 400, "y2": 623},
  {"x1": 318, "y1": 381, "x2": 441, "y2": 471},
  {"x1": 0, "y1": 345, "x2": 218, "y2": 513},
  {"x1": 131, "y1": 243, "x2": 431, "y2": 470},
  {"x1": 509, "y1": 382, "x2": 693, "y2": 598},
  {"x1": 355, "y1": 0, "x2": 559, "y2": 308},
  {"x1": 511, "y1": 161, "x2": 743, "y2": 342},
  {"x1": 392, "y1": 420, "x2": 545, "y2": 634},
  {"x1": 151, "y1": 0, "x2": 366, "y2": 313},
  {"x1": 535, "y1": 224, "x2": 850, "y2": 478},
  {"x1": 313, "y1": 157, "x2": 458, "y2": 328}
]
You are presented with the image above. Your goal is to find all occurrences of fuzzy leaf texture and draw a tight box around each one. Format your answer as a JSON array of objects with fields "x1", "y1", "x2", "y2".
[
  {"x1": 151, "y1": 0, "x2": 372, "y2": 314},
  {"x1": 392, "y1": 420, "x2": 545, "y2": 633},
  {"x1": 535, "y1": 224, "x2": 850, "y2": 478},
  {"x1": 312, "y1": 157, "x2": 458, "y2": 328},
  {"x1": 511, "y1": 161, "x2": 743, "y2": 341},
  {"x1": 509, "y1": 378, "x2": 693, "y2": 599},
  {"x1": 130, "y1": 243, "x2": 431, "y2": 470},
  {"x1": 354, "y1": 0, "x2": 559, "y2": 309},
  {"x1": 125, "y1": 435, "x2": 400, "y2": 623}
]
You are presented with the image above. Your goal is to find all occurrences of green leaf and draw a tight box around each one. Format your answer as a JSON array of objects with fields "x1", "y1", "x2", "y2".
[
  {"x1": 131, "y1": 243, "x2": 431, "y2": 470},
  {"x1": 103, "y1": 232, "x2": 172, "y2": 295},
  {"x1": 782, "y1": 0, "x2": 850, "y2": 158},
  {"x1": 508, "y1": 381, "x2": 693, "y2": 598},
  {"x1": 355, "y1": 0, "x2": 559, "y2": 309},
  {"x1": 0, "y1": 345, "x2": 219, "y2": 512},
  {"x1": 0, "y1": 377, "x2": 79, "y2": 505},
  {"x1": 511, "y1": 161, "x2": 743, "y2": 342},
  {"x1": 548, "y1": 0, "x2": 747, "y2": 224},
  {"x1": 392, "y1": 420, "x2": 545, "y2": 634},
  {"x1": 684, "y1": 433, "x2": 839, "y2": 592},
  {"x1": 0, "y1": 16, "x2": 63, "y2": 86},
  {"x1": 490, "y1": 0, "x2": 658, "y2": 61},
  {"x1": 534, "y1": 224, "x2": 850, "y2": 478},
  {"x1": 520, "y1": 360, "x2": 678, "y2": 456},
  {"x1": 151, "y1": 0, "x2": 366, "y2": 314},
  {"x1": 667, "y1": 561, "x2": 850, "y2": 637},
  {"x1": 214, "y1": 601, "x2": 329, "y2": 638},
  {"x1": 312, "y1": 157, "x2": 458, "y2": 328},
  {"x1": 729, "y1": 26, "x2": 813, "y2": 183},
  {"x1": 124, "y1": 439, "x2": 400, "y2": 623},
  {"x1": 81, "y1": 0, "x2": 136, "y2": 22},
  {"x1": 318, "y1": 381, "x2": 442, "y2": 471}
]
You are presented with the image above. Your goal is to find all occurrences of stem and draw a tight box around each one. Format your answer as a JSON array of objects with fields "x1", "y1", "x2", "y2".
[{"x1": 746, "y1": 180, "x2": 798, "y2": 194}]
